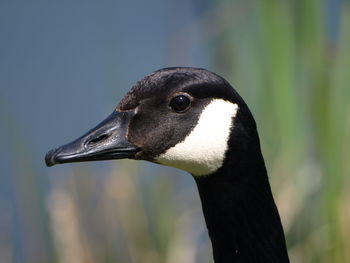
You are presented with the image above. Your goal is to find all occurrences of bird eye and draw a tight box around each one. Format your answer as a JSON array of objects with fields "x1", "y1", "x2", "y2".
[{"x1": 169, "y1": 95, "x2": 191, "y2": 112}]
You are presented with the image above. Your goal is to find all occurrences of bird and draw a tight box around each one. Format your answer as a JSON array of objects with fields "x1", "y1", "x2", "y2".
[{"x1": 45, "y1": 67, "x2": 290, "y2": 263}]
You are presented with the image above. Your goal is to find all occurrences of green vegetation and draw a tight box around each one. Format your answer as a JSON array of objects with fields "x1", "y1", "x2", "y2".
[
  {"x1": 213, "y1": 1, "x2": 350, "y2": 262},
  {"x1": 1, "y1": 1, "x2": 349, "y2": 262}
]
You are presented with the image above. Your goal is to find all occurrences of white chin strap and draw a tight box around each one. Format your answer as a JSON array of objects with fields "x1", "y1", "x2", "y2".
[{"x1": 156, "y1": 99, "x2": 239, "y2": 176}]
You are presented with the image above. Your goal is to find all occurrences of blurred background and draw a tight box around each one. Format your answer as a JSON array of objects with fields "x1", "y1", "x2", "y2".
[{"x1": 1, "y1": 0, "x2": 349, "y2": 262}]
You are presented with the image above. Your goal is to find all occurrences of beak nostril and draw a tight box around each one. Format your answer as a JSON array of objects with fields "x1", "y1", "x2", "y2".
[{"x1": 87, "y1": 134, "x2": 109, "y2": 146}]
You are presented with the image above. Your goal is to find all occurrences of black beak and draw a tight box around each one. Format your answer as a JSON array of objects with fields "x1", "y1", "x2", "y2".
[{"x1": 45, "y1": 111, "x2": 140, "y2": 167}]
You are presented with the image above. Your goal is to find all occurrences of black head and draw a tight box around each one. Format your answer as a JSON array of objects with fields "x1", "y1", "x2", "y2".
[{"x1": 45, "y1": 67, "x2": 258, "y2": 176}]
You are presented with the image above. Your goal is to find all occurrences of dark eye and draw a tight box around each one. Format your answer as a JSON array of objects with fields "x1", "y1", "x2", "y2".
[{"x1": 169, "y1": 95, "x2": 191, "y2": 112}]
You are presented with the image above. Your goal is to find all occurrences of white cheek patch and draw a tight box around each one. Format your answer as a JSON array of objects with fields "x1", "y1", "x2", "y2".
[{"x1": 156, "y1": 99, "x2": 239, "y2": 176}]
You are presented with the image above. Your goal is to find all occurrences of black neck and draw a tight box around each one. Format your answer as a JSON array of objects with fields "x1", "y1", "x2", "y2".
[{"x1": 194, "y1": 152, "x2": 289, "y2": 263}]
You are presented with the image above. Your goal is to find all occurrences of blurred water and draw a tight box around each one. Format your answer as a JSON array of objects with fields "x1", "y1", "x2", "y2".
[
  {"x1": 1, "y1": 0, "x2": 349, "y2": 262},
  {"x1": 0, "y1": 1, "x2": 210, "y2": 262}
]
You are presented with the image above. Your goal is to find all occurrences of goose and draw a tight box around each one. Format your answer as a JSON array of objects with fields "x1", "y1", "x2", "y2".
[{"x1": 45, "y1": 67, "x2": 290, "y2": 262}]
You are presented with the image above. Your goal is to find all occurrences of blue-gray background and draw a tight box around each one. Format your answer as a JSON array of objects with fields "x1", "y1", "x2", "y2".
[{"x1": 1, "y1": 1, "x2": 349, "y2": 263}]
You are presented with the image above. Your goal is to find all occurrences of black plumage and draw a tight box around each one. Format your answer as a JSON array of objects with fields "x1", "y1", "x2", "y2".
[{"x1": 46, "y1": 67, "x2": 290, "y2": 262}]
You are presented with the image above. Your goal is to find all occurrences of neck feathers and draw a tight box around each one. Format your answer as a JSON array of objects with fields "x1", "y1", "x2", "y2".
[{"x1": 194, "y1": 148, "x2": 289, "y2": 262}]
